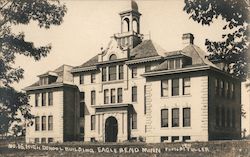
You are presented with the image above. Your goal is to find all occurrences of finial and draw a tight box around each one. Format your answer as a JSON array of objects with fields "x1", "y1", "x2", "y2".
[{"x1": 131, "y1": 0, "x2": 138, "y2": 11}]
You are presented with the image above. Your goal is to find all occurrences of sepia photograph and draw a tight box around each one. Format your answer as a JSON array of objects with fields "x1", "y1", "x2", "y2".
[{"x1": 0, "y1": 0, "x2": 250, "y2": 156}]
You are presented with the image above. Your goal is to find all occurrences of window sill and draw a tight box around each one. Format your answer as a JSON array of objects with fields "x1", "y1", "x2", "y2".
[
  {"x1": 161, "y1": 95, "x2": 191, "y2": 99},
  {"x1": 35, "y1": 105, "x2": 54, "y2": 108},
  {"x1": 161, "y1": 127, "x2": 169, "y2": 129},
  {"x1": 102, "y1": 80, "x2": 124, "y2": 84},
  {"x1": 182, "y1": 126, "x2": 191, "y2": 129}
]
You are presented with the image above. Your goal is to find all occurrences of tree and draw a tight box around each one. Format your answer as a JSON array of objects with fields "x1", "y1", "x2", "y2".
[
  {"x1": 0, "y1": 0, "x2": 67, "y2": 137},
  {"x1": 183, "y1": 0, "x2": 249, "y2": 80}
]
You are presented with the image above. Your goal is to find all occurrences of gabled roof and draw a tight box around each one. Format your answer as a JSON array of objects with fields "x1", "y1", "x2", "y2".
[
  {"x1": 24, "y1": 65, "x2": 74, "y2": 90},
  {"x1": 73, "y1": 55, "x2": 98, "y2": 69},
  {"x1": 152, "y1": 44, "x2": 218, "y2": 72},
  {"x1": 130, "y1": 40, "x2": 164, "y2": 59},
  {"x1": 181, "y1": 44, "x2": 216, "y2": 67},
  {"x1": 73, "y1": 39, "x2": 166, "y2": 71}
]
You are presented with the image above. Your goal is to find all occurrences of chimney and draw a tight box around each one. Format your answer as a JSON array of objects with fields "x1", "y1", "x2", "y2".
[{"x1": 182, "y1": 33, "x2": 194, "y2": 46}]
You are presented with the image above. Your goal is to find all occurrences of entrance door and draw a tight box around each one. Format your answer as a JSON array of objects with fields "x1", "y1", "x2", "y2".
[{"x1": 105, "y1": 116, "x2": 118, "y2": 142}]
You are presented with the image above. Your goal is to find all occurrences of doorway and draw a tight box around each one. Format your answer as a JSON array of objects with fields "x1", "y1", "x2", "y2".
[{"x1": 105, "y1": 116, "x2": 118, "y2": 142}]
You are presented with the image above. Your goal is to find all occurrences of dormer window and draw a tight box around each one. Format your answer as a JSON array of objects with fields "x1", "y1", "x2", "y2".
[
  {"x1": 109, "y1": 54, "x2": 117, "y2": 61},
  {"x1": 169, "y1": 59, "x2": 175, "y2": 69},
  {"x1": 168, "y1": 58, "x2": 181, "y2": 70},
  {"x1": 40, "y1": 77, "x2": 48, "y2": 85},
  {"x1": 39, "y1": 72, "x2": 57, "y2": 86},
  {"x1": 176, "y1": 58, "x2": 181, "y2": 69},
  {"x1": 91, "y1": 73, "x2": 96, "y2": 83},
  {"x1": 145, "y1": 65, "x2": 151, "y2": 72}
]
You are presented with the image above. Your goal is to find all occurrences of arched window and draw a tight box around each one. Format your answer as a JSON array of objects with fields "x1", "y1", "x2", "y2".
[
  {"x1": 122, "y1": 18, "x2": 130, "y2": 32},
  {"x1": 132, "y1": 19, "x2": 139, "y2": 33},
  {"x1": 109, "y1": 54, "x2": 117, "y2": 61}
]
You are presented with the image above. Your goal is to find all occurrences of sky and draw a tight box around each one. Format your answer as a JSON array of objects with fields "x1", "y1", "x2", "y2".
[{"x1": 12, "y1": 0, "x2": 227, "y2": 91}]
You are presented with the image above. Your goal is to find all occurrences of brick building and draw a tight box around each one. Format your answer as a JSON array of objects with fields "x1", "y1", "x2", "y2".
[{"x1": 24, "y1": 0, "x2": 241, "y2": 143}]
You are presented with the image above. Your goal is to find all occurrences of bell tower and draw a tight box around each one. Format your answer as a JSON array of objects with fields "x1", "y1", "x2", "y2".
[{"x1": 115, "y1": 0, "x2": 142, "y2": 49}]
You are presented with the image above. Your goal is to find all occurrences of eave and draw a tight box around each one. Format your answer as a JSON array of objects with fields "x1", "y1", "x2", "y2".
[
  {"x1": 96, "y1": 58, "x2": 127, "y2": 66},
  {"x1": 23, "y1": 83, "x2": 77, "y2": 91},
  {"x1": 142, "y1": 65, "x2": 241, "y2": 81},
  {"x1": 126, "y1": 56, "x2": 162, "y2": 65},
  {"x1": 71, "y1": 66, "x2": 97, "y2": 73},
  {"x1": 142, "y1": 65, "x2": 210, "y2": 77}
]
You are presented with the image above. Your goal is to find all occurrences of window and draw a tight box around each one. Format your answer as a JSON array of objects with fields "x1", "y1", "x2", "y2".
[
  {"x1": 34, "y1": 138, "x2": 39, "y2": 143},
  {"x1": 91, "y1": 115, "x2": 95, "y2": 130},
  {"x1": 119, "y1": 65, "x2": 124, "y2": 80},
  {"x1": 161, "y1": 80, "x2": 168, "y2": 97},
  {"x1": 132, "y1": 67, "x2": 137, "y2": 78},
  {"x1": 35, "y1": 116, "x2": 40, "y2": 131},
  {"x1": 183, "y1": 78, "x2": 190, "y2": 95},
  {"x1": 145, "y1": 65, "x2": 151, "y2": 72},
  {"x1": 183, "y1": 136, "x2": 191, "y2": 142},
  {"x1": 225, "y1": 81, "x2": 229, "y2": 98},
  {"x1": 172, "y1": 108, "x2": 179, "y2": 127},
  {"x1": 215, "y1": 78, "x2": 219, "y2": 96},
  {"x1": 109, "y1": 66, "x2": 116, "y2": 81},
  {"x1": 172, "y1": 79, "x2": 179, "y2": 96},
  {"x1": 117, "y1": 88, "x2": 123, "y2": 103},
  {"x1": 104, "y1": 89, "x2": 109, "y2": 104},
  {"x1": 80, "y1": 75, "x2": 84, "y2": 84},
  {"x1": 132, "y1": 86, "x2": 137, "y2": 102},
  {"x1": 216, "y1": 106, "x2": 220, "y2": 127},
  {"x1": 232, "y1": 108, "x2": 236, "y2": 128},
  {"x1": 48, "y1": 116, "x2": 53, "y2": 131},
  {"x1": 102, "y1": 67, "x2": 107, "y2": 82},
  {"x1": 161, "y1": 136, "x2": 168, "y2": 142},
  {"x1": 35, "y1": 93, "x2": 39, "y2": 107},
  {"x1": 175, "y1": 58, "x2": 181, "y2": 69},
  {"x1": 91, "y1": 91, "x2": 96, "y2": 105},
  {"x1": 221, "y1": 106, "x2": 225, "y2": 127},
  {"x1": 144, "y1": 85, "x2": 146, "y2": 114},
  {"x1": 48, "y1": 138, "x2": 53, "y2": 143},
  {"x1": 221, "y1": 80, "x2": 225, "y2": 97},
  {"x1": 161, "y1": 109, "x2": 168, "y2": 127},
  {"x1": 48, "y1": 92, "x2": 53, "y2": 106},
  {"x1": 90, "y1": 137, "x2": 96, "y2": 142},
  {"x1": 109, "y1": 54, "x2": 117, "y2": 60},
  {"x1": 132, "y1": 112, "x2": 137, "y2": 129},
  {"x1": 80, "y1": 127, "x2": 84, "y2": 134},
  {"x1": 41, "y1": 138, "x2": 46, "y2": 143},
  {"x1": 80, "y1": 92, "x2": 85, "y2": 102},
  {"x1": 227, "y1": 82, "x2": 230, "y2": 98},
  {"x1": 169, "y1": 59, "x2": 175, "y2": 69},
  {"x1": 183, "y1": 108, "x2": 191, "y2": 127},
  {"x1": 231, "y1": 83, "x2": 235, "y2": 99},
  {"x1": 91, "y1": 73, "x2": 96, "y2": 83},
  {"x1": 171, "y1": 136, "x2": 179, "y2": 142},
  {"x1": 42, "y1": 93, "x2": 46, "y2": 106},
  {"x1": 80, "y1": 102, "x2": 84, "y2": 117},
  {"x1": 230, "y1": 109, "x2": 233, "y2": 127},
  {"x1": 111, "y1": 89, "x2": 116, "y2": 103},
  {"x1": 42, "y1": 116, "x2": 46, "y2": 131},
  {"x1": 220, "y1": 80, "x2": 224, "y2": 96},
  {"x1": 227, "y1": 108, "x2": 230, "y2": 127},
  {"x1": 40, "y1": 77, "x2": 48, "y2": 85}
]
